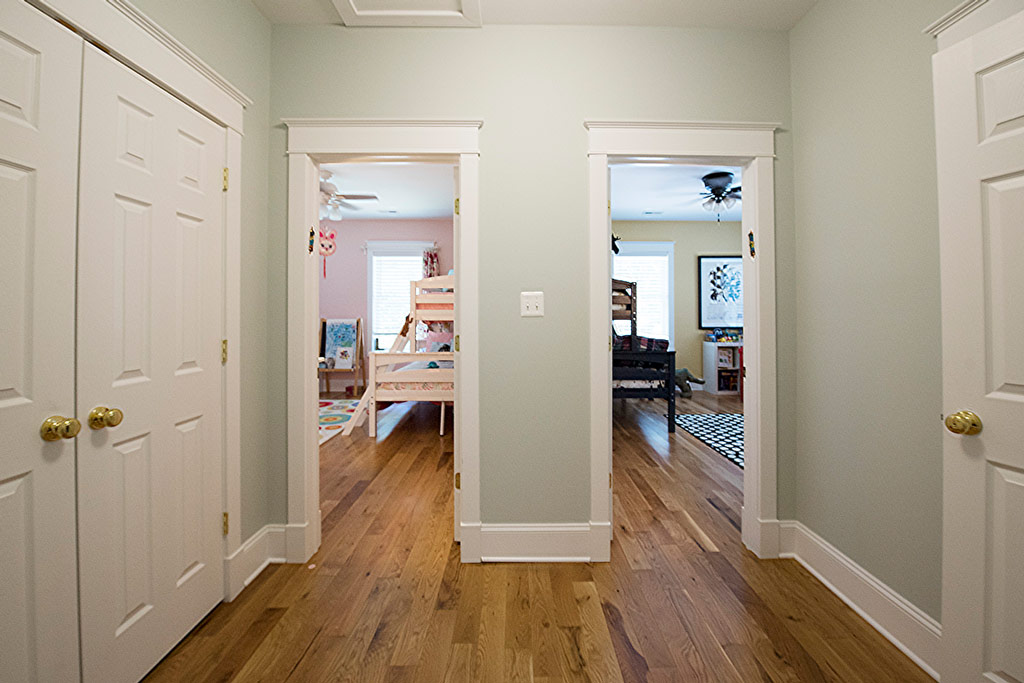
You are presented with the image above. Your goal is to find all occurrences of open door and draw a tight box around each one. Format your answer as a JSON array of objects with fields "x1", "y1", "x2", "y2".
[
  {"x1": 452, "y1": 163, "x2": 462, "y2": 543},
  {"x1": 934, "y1": 8, "x2": 1024, "y2": 682}
]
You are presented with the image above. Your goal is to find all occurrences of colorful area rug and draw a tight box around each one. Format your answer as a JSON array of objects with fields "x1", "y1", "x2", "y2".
[
  {"x1": 319, "y1": 398, "x2": 358, "y2": 445},
  {"x1": 673, "y1": 413, "x2": 744, "y2": 468}
]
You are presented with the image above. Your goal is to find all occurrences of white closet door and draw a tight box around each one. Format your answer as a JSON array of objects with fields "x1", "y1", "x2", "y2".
[
  {"x1": 76, "y1": 45, "x2": 226, "y2": 683},
  {"x1": 0, "y1": 1, "x2": 82, "y2": 681},
  {"x1": 934, "y1": 8, "x2": 1024, "y2": 682}
]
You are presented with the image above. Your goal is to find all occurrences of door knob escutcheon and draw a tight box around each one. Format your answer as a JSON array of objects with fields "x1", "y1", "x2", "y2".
[{"x1": 945, "y1": 410, "x2": 982, "y2": 436}]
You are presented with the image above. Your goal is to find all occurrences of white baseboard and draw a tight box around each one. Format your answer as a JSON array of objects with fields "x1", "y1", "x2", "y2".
[
  {"x1": 779, "y1": 521, "x2": 941, "y2": 680},
  {"x1": 223, "y1": 524, "x2": 287, "y2": 601},
  {"x1": 477, "y1": 523, "x2": 608, "y2": 562}
]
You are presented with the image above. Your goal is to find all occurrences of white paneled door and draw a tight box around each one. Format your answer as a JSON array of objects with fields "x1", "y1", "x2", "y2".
[
  {"x1": 934, "y1": 8, "x2": 1024, "y2": 683},
  {"x1": 0, "y1": 2, "x2": 82, "y2": 681},
  {"x1": 76, "y1": 45, "x2": 226, "y2": 683}
]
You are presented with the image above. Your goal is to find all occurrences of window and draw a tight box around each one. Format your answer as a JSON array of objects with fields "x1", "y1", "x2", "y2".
[
  {"x1": 613, "y1": 241, "x2": 674, "y2": 348},
  {"x1": 366, "y1": 241, "x2": 433, "y2": 351}
]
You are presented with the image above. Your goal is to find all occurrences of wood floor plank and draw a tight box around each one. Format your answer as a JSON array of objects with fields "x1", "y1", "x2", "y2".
[{"x1": 144, "y1": 398, "x2": 935, "y2": 683}]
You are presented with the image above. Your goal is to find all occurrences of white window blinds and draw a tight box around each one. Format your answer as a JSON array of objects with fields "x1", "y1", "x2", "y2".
[
  {"x1": 366, "y1": 241, "x2": 432, "y2": 351},
  {"x1": 613, "y1": 242, "x2": 674, "y2": 347}
]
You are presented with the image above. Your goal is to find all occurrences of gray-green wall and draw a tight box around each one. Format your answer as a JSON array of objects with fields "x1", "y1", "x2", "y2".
[
  {"x1": 789, "y1": 0, "x2": 954, "y2": 619},
  {"x1": 268, "y1": 25, "x2": 796, "y2": 523},
  {"x1": 127, "y1": 0, "x2": 277, "y2": 538}
]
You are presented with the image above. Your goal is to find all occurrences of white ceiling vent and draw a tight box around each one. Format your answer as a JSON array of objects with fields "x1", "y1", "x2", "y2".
[{"x1": 331, "y1": 0, "x2": 482, "y2": 27}]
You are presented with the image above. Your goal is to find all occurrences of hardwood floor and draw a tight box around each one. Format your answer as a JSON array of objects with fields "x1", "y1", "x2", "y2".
[{"x1": 145, "y1": 398, "x2": 931, "y2": 682}]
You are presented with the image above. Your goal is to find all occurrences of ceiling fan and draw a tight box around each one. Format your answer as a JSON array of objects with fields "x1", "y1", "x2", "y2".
[
  {"x1": 319, "y1": 170, "x2": 379, "y2": 221},
  {"x1": 699, "y1": 171, "x2": 741, "y2": 221}
]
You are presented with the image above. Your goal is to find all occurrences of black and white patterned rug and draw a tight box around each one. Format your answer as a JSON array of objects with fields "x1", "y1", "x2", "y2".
[{"x1": 673, "y1": 413, "x2": 744, "y2": 468}]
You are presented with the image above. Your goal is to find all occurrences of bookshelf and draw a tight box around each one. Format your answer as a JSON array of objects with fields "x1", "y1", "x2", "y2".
[{"x1": 702, "y1": 341, "x2": 743, "y2": 395}]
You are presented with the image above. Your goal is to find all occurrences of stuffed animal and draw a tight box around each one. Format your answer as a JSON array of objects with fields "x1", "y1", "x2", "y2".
[{"x1": 675, "y1": 368, "x2": 705, "y2": 398}]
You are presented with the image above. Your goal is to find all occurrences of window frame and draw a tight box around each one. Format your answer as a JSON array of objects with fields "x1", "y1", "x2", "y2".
[
  {"x1": 365, "y1": 240, "x2": 435, "y2": 351},
  {"x1": 612, "y1": 240, "x2": 675, "y2": 349}
]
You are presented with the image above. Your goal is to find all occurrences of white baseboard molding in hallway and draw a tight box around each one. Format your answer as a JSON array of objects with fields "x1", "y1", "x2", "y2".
[
  {"x1": 223, "y1": 524, "x2": 287, "y2": 601},
  {"x1": 778, "y1": 521, "x2": 941, "y2": 681},
  {"x1": 478, "y1": 523, "x2": 608, "y2": 562}
]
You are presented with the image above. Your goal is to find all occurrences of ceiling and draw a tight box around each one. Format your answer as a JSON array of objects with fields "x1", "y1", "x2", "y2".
[
  {"x1": 320, "y1": 161, "x2": 455, "y2": 220},
  {"x1": 611, "y1": 162, "x2": 743, "y2": 223},
  {"x1": 252, "y1": 0, "x2": 817, "y2": 31}
]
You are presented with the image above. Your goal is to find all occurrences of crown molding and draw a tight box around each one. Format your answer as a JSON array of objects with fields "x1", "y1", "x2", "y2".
[
  {"x1": 584, "y1": 120, "x2": 781, "y2": 131},
  {"x1": 923, "y1": 0, "x2": 989, "y2": 36},
  {"x1": 283, "y1": 118, "x2": 483, "y2": 128},
  {"x1": 104, "y1": 0, "x2": 253, "y2": 108}
]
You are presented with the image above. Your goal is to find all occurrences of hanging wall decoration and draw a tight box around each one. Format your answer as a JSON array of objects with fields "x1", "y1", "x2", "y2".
[
  {"x1": 319, "y1": 227, "x2": 337, "y2": 278},
  {"x1": 423, "y1": 247, "x2": 440, "y2": 278},
  {"x1": 698, "y1": 255, "x2": 744, "y2": 329}
]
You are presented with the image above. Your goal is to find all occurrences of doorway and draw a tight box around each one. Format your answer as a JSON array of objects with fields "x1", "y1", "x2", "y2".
[
  {"x1": 586, "y1": 121, "x2": 780, "y2": 559},
  {"x1": 315, "y1": 160, "x2": 456, "y2": 445},
  {"x1": 610, "y1": 161, "x2": 746, "y2": 470},
  {"x1": 284, "y1": 121, "x2": 483, "y2": 563}
]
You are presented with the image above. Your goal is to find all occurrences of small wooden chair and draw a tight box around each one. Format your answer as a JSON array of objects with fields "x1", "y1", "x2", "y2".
[{"x1": 319, "y1": 318, "x2": 365, "y2": 395}]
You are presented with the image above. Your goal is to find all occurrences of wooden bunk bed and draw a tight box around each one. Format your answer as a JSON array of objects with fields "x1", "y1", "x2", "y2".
[
  {"x1": 342, "y1": 274, "x2": 455, "y2": 437},
  {"x1": 612, "y1": 278, "x2": 676, "y2": 432}
]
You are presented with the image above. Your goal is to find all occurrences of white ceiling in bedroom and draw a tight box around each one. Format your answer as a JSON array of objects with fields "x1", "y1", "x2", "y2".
[
  {"x1": 251, "y1": 0, "x2": 817, "y2": 31},
  {"x1": 611, "y1": 162, "x2": 743, "y2": 223},
  {"x1": 320, "y1": 161, "x2": 455, "y2": 220}
]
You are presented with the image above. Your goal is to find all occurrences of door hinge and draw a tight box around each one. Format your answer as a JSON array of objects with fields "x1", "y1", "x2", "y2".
[
  {"x1": 609, "y1": 473, "x2": 612, "y2": 488},
  {"x1": 222, "y1": 167, "x2": 229, "y2": 192},
  {"x1": 609, "y1": 335, "x2": 612, "y2": 351},
  {"x1": 454, "y1": 334, "x2": 460, "y2": 352},
  {"x1": 608, "y1": 200, "x2": 611, "y2": 215},
  {"x1": 455, "y1": 472, "x2": 461, "y2": 490},
  {"x1": 222, "y1": 512, "x2": 229, "y2": 535},
  {"x1": 221, "y1": 339, "x2": 228, "y2": 364},
  {"x1": 454, "y1": 198, "x2": 460, "y2": 215}
]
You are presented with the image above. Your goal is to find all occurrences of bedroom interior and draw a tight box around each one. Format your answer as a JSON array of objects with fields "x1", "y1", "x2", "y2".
[
  {"x1": 316, "y1": 160, "x2": 456, "y2": 445},
  {"x1": 610, "y1": 162, "x2": 746, "y2": 472}
]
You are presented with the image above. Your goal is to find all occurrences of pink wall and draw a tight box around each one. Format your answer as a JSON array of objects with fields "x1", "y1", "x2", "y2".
[{"x1": 319, "y1": 218, "x2": 453, "y2": 392}]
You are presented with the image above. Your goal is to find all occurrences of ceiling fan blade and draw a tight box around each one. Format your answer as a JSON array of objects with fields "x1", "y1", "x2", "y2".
[
  {"x1": 337, "y1": 199, "x2": 364, "y2": 211},
  {"x1": 337, "y1": 194, "x2": 378, "y2": 201}
]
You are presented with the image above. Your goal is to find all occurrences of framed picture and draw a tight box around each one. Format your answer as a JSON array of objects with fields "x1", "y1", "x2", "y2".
[
  {"x1": 698, "y1": 255, "x2": 743, "y2": 329},
  {"x1": 323, "y1": 319, "x2": 358, "y2": 369}
]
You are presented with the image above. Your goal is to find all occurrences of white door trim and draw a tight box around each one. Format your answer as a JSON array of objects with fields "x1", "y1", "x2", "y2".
[
  {"x1": 284, "y1": 119, "x2": 483, "y2": 563},
  {"x1": 26, "y1": 0, "x2": 250, "y2": 598},
  {"x1": 586, "y1": 121, "x2": 780, "y2": 558}
]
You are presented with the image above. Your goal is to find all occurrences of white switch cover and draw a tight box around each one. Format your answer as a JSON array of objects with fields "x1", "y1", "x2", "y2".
[{"x1": 521, "y1": 291, "x2": 544, "y2": 317}]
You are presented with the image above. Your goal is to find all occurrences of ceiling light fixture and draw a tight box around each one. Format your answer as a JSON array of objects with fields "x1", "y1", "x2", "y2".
[{"x1": 699, "y1": 171, "x2": 742, "y2": 222}]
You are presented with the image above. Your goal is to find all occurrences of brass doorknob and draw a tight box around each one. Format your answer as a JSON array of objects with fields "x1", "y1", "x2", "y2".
[
  {"x1": 40, "y1": 416, "x2": 81, "y2": 441},
  {"x1": 88, "y1": 406, "x2": 124, "y2": 430},
  {"x1": 945, "y1": 410, "x2": 982, "y2": 436}
]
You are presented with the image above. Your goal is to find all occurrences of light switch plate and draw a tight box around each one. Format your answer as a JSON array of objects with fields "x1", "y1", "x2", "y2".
[{"x1": 521, "y1": 291, "x2": 544, "y2": 317}]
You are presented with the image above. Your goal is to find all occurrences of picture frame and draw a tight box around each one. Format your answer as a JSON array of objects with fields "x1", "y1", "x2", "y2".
[{"x1": 698, "y1": 255, "x2": 743, "y2": 329}]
